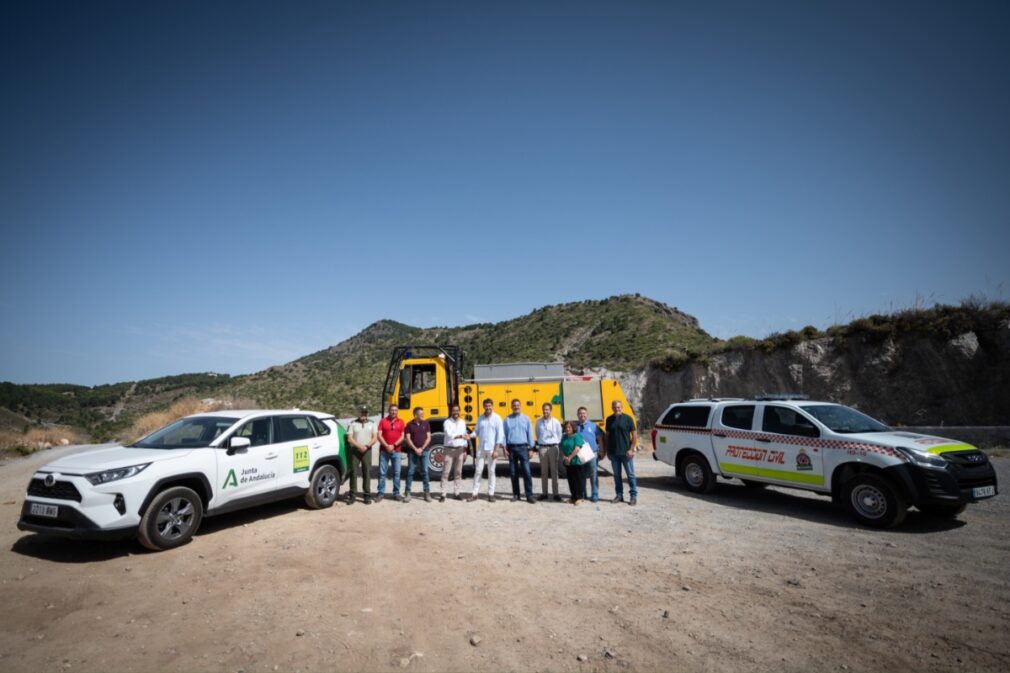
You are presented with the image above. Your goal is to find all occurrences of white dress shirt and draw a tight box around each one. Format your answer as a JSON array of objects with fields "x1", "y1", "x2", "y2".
[
  {"x1": 443, "y1": 417, "x2": 469, "y2": 448},
  {"x1": 536, "y1": 416, "x2": 563, "y2": 445}
]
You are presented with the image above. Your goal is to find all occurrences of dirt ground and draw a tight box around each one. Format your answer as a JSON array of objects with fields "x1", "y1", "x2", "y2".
[{"x1": 1, "y1": 445, "x2": 1008, "y2": 673}]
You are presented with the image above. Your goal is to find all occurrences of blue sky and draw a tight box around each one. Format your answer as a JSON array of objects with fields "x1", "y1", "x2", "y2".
[{"x1": 2, "y1": 1, "x2": 1008, "y2": 385}]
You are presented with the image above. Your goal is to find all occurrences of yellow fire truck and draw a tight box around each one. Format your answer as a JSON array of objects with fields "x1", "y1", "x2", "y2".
[{"x1": 380, "y1": 345, "x2": 636, "y2": 474}]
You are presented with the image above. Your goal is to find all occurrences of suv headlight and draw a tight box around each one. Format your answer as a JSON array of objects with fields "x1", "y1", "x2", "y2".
[
  {"x1": 896, "y1": 448, "x2": 947, "y2": 469},
  {"x1": 85, "y1": 463, "x2": 151, "y2": 485}
]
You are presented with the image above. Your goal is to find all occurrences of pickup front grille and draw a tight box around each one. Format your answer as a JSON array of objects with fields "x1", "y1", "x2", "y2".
[
  {"x1": 944, "y1": 451, "x2": 988, "y2": 467},
  {"x1": 27, "y1": 478, "x2": 82, "y2": 502}
]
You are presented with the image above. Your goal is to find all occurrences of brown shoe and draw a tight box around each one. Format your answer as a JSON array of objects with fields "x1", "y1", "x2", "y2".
[
  {"x1": 488, "y1": 495, "x2": 496, "y2": 503},
  {"x1": 466, "y1": 495, "x2": 477, "y2": 502}
]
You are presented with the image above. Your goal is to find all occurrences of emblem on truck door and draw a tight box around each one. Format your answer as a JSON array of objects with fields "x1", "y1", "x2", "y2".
[{"x1": 796, "y1": 449, "x2": 813, "y2": 471}]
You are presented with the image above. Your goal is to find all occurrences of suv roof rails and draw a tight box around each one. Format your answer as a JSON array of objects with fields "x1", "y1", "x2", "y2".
[
  {"x1": 682, "y1": 397, "x2": 746, "y2": 402},
  {"x1": 754, "y1": 394, "x2": 810, "y2": 401}
]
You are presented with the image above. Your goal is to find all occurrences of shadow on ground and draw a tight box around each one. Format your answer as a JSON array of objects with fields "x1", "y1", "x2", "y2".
[{"x1": 635, "y1": 474, "x2": 967, "y2": 534}]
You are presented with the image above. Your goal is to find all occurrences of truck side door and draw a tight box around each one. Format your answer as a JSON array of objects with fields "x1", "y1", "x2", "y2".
[
  {"x1": 215, "y1": 416, "x2": 279, "y2": 506},
  {"x1": 755, "y1": 405, "x2": 826, "y2": 489},
  {"x1": 712, "y1": 404, "x2": 760, "y2": 479}
]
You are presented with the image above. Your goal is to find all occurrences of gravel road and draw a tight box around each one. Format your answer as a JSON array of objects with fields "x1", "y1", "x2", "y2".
[{"x1": 1, "y1": 445, "x2": 1007, "y2": 673}]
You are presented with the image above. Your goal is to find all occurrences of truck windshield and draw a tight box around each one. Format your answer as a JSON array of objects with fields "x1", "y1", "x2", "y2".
[
  {"x1": 800, "y1": 405, "x2": 889, "y2": 434},
  {"x1": 130, "y1": 417, "x2": 236, "y2": 449}
]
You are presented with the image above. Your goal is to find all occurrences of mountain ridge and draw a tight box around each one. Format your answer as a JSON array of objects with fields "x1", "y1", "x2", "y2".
[{"x1": 1, "y1": 294, "x2": 713, "y2": 439}]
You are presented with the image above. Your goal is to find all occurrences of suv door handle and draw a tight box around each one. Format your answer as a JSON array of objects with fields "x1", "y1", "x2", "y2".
[
  {"x1": 311, "y1": 444, "x2": 322, "y2": 450},
  {"x1": 265, "y1": 453, "x2": 279, "y2": 460},
  {"x1": 713, "y1": 432, "x2": 727, "y2": 438},
  {"x1": 756, "y1": 437, "x2": 772, "y2": 443}
]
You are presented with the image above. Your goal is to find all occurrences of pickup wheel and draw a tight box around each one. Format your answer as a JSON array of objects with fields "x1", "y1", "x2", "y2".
[
  {"x1": 305, "y1": 464, "x2": 340, "y2": 509},
  {"x1": 740, "y1": 480, "x2": 768, "y2": 489},
  {"x1": 138, "y1": 486, "x2": 203, "y2": 551},
  {"x1": 917, "y1": 502, "x2": 966, "y2": 518},
  {"x1": 427, "y1": 433, "x2": 446, "y2": 477},
  {"x1": 679, "y1": 454, "x2": 716, "y2": 494},
  {"x1": 842, "y1": 473, "x2": 907, "y2": 528}
]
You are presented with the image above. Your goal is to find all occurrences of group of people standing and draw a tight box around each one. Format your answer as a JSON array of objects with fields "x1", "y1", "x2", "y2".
[{"x1": 343, "y1": 399, "x2": 639, "y2": 506}]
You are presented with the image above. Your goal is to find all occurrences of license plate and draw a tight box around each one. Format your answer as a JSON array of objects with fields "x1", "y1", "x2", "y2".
[
  {"x1": 29, "y1": 502, "x2": 58, "y2": 518},
  {"x1": 972, "y1": 485, "x2": 996, "y2": 499}
]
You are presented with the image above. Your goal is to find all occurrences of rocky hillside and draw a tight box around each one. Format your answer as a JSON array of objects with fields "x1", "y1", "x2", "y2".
[
  {"x1": 222, "y1": 295, "x2": 713, "y2": 414},
  {"x1": 636, "y1": 303, "x2": 1010, "y2": 427}
]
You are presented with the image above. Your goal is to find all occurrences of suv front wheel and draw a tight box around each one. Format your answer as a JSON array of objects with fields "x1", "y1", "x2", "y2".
[{"x1": 138, "y1": 486, "x2": 204, "y2": 551}]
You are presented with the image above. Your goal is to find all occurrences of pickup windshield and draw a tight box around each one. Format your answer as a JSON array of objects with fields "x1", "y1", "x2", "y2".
[
  {"x1": 130, "y1": 416, "x2": 237, "y2": 449},
  {"x1": 800, "y1": 405, "x2": 889, "y2": 434}
]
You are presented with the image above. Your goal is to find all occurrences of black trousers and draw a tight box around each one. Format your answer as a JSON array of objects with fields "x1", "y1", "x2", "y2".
[{"x1": 566, "y1": 462, "x2": 586, "y2": 500}]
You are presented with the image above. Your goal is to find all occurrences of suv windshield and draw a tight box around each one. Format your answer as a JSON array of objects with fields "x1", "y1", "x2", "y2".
[
  {"x1": 800, "y1": 405, "x2": 889, "y2": 434},
  {"x1": 130, "y1": 416, "x2": 236, "y2": 449}
]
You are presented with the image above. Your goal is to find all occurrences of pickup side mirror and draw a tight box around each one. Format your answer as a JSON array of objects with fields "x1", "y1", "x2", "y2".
[{"x1": 227, "y1": 436, "x2": 251, "y2": 455}]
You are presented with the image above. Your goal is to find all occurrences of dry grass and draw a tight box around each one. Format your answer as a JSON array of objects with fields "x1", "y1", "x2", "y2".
[
  {"x1": 124, "y1": 396, "x2": 257, "y2": 444},
  {"x1": 0, "y1": 426, "x2": 90, "y2": 456}
]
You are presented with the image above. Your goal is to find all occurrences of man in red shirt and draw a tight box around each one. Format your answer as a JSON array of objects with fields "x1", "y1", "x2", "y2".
[{"x1": 377, "y1": 404, "x2": 405, "y2": 502}]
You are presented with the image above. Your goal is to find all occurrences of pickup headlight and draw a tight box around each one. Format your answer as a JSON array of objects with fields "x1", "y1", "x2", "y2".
[
  {"x1": 897, "y1": 448, "x2": 948, "y2": 469},
  {"x1": 85, "y1": 463, "x2": 151, "y2": 485}
]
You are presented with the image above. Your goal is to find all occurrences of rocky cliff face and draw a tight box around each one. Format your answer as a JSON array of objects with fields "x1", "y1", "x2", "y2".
[{"x1": 633, "y1": 322, "x2": 1010, "y2": 427}]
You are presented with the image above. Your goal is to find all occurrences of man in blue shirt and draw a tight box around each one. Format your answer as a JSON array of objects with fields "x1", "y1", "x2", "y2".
[
  {"x1": 502, "y1": 398, "x2": 536, "y2": 503},
  {"x1": 576, "y1": 406, "x2": 605, "y2": 503}
]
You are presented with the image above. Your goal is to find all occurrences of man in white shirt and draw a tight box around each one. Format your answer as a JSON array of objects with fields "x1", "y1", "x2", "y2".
[
  {"x1": 440, "y1": 404, "x2": 469, "y2": 502},
  {"x1": 536, "y1": 402, "x2": 564, "y2": 502},
  {"x1": 468, "y1": 399, "x2": 505, "y2": 502}
]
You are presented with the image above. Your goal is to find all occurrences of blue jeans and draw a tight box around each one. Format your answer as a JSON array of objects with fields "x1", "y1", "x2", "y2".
[
  {"x1": 508, "y1": 445, "x2": 534, "y2": 497},
  {"x1": 405, "y1": 449, "x2": 430, "y2": 493},
  {"x1": 378, "y1": 450, "x2": 402, "y2": 495},
  {"x1": 610, "y1": 454, "x2": 637, "y2": 499},
  {"x1": 584, "y1": 455, "x2": 599, "y2": 501}
]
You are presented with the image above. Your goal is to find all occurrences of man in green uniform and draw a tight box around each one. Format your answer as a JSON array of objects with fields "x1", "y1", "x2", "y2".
[{"x1": 345, "y1": 406, "x2": 377, "y2": 505}]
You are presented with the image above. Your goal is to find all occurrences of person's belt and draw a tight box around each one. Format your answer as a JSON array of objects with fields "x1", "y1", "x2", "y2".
[
  {"x1": 537, "y1": 443, "x2": 559, "y2": 447},
  {"x1": 507, "y1": 443, "x2": 529, "y2": 448}
]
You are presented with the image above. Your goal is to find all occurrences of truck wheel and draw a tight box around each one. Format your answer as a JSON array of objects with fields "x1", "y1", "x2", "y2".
[
  {"x1": 427, "y1": 433, "x2": 446, "y2": 477},
  {"x1": 679, "y1": 454, "x2": 716, "y2": 494},
  {"x1": 305, "y1": 465, "x2": 340, "y2": 509},
  {"x1": 917, "y1": 502, "x2": 966, "y2": 518},
  {"x1": 740, "y1": 480, "x2": 768, "y2": 489},
  {"x1": 138, "y1": 486, "x2": 203, "y2": 551},
  {"x1": 842, "y1": 473, "x2": 907, "y2": 528}
]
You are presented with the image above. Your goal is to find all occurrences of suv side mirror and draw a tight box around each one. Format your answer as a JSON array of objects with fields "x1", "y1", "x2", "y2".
[{"x1": 227, "y1": 436, "x2": 251, "y2": 455}]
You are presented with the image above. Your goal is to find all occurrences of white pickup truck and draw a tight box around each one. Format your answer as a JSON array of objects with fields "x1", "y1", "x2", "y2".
[{"x1": 651, "y1": 397, "x2": 998, "y2": 527}]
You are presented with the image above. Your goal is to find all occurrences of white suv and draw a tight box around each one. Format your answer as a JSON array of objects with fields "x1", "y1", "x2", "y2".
[
  {"x1": 17, "y1": 410, "x2": 347, "y2": 550},
  {"x1": 651, "y1": 397, "x2": 998, "y2": 527}
]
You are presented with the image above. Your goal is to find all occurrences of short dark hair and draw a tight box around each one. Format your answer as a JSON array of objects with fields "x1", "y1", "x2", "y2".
[
  {"x1": 542, "y1": 402, "x2": 552, "y2": 410},
  {"x1": 511, "y1": 398, "x2": 521, "y2": 405},
  {"x1": 484, "y1": 399, "x2": 494, "y2": 406},
  {"x1": 563, "y1": 420, "x2": 576, "y2": 432},
  {"x1": 413, "y1": 407, "x2": 423, "y2": 414},
  {"x1": 450, "y1": 403, "x2": 460, "y2": 411}
]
